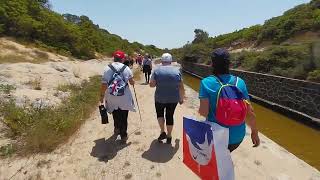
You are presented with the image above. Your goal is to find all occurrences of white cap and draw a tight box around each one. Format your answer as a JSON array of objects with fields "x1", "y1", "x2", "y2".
[{"x1": 161, "y1": 53, "x2": 172, "y2": 62}]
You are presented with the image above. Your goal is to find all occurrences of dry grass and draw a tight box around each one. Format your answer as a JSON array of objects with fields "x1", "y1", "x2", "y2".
[
  {"x1": 133, "y1": 66, "x2": 142, "y2": 81},
  {"x1": 124, "y1": 173, "x2": 132, "y2": 179},
  {"x1": 0, "y1": 76, "x2": 101, "y2": 153},
  {"x1": 25, "y1": 77, "x2": 42, "y2": 90},
  {"x1": 0, "y1": 54, "x2": 48, "y2": 64},
  {"x1": 0, "y1": 54, "x2": 27, "y2": 64},
  {"x1": 0, "y1": 43, "x2": 18, "y2": 51},
  {"x1": 32, "y1": 49, "x2": 49, "y2": 60},
  {"x1": 72, "y1": 67, "x2": 81, "y2": 78}
]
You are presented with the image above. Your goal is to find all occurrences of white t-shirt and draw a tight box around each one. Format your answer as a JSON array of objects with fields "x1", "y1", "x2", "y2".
[{"x1": 102, "y1": 62, "x2": 136, "y2": 112}]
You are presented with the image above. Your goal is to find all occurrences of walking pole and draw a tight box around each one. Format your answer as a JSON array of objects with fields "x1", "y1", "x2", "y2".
[{"x1": 133, "y1": 85, "x2": 142, "y2": 122}]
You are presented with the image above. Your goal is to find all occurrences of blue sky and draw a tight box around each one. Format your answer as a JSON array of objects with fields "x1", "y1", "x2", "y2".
[{"x1": 51, "y1": 0, "x2": 310, "y2": 49}]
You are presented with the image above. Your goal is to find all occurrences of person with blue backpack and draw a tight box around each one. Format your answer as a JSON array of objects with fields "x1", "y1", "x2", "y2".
[
  {"x1": 100, "y1": 50, "x2": 135, "y2": 143},
  {"x1": 198, "y1": 48, "x2": 260, "y2": 152}
]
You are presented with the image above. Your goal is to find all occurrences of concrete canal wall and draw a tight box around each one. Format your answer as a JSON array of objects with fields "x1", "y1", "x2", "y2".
[{"x1": 181, "y1": 62, "x2": 320, "y2": 126}]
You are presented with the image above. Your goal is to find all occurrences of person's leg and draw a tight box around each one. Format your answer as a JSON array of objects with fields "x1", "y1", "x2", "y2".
[
  {"x1": 144, "y1": 72, "x2": 148, "y2": 83},
  {"x1": 118, "y1": 109, "x2": 129, "y2": 140},
  {"x1": 165, "y1": 103, "x2": 178, "y2": 144},
  {"x1": 228, "y1": 142, "x2": 242, "y2": 153},
  {"x1": 112, "y1": 109, "x2": 121, "y2": 134},
  {"x1": 155, "y1": 102, "x2": 166, "y2": 141},
  {"x1": 147, "y1": 70, "x2": 151, "y2": 83}
]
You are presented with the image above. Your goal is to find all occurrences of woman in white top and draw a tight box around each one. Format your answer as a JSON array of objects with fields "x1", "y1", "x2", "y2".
[{"x1": 100, "y1": 50, "x2": 135, "y2": 142}]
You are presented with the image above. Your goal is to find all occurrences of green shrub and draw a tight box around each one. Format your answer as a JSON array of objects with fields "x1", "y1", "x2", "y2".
[
  {"x1": 0, "y1": 144, "x2": 15, "y2": 157},
  {"x1": 0, "y1": 84, "x2": 16, "y2": 94},
  {"x1": 307, "y1": 69, "x2": 320, "y2": 82}
]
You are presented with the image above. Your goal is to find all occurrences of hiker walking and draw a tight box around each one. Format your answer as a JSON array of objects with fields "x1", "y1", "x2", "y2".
[
  {"x1": 142, "y1": 54, "x2": 152, "y2": 84},
  {"x1": 198, "y1": 48, "x2": 260, "y2": 152},
  {"x1": 150, "y1": 53, "x2": 185, "y2": 144},
  {"x1": 123, "y1": 54, "x2": 130, "y2": 67},
  {"x1": 137, "y1": 54, "x2": 143, "y2": 70},
  {"x1": 100, "y1": 50, "x2": 136, "y2": 142}
]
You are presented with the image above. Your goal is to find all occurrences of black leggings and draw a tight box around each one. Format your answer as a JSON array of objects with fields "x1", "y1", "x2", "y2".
[
  {"x1": 228, "y1": 142, "x2": 242, "y2": 152},
  {"x1": 155, "y1": 102, "x2": 178, "y2": 125},
  {"x1": 112, "y1": 108, "x2": 129, "y2": 138},
  {"x1": 143, "y1": 65, "x2": 151, "y2": 83}
]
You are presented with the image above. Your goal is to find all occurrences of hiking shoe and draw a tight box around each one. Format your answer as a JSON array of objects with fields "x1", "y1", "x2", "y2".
[
  {"x1": 120, "y1": 136, "x2": 128, "y2": 144},
  {"x1": 157, "y1": 132, "x2": 167, "y2": 142},
  {"x1": 166, "y1": 137, "x2": 172, "y2": 144}
]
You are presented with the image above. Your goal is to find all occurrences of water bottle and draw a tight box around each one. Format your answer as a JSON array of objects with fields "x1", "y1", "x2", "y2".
[{"x1": 99, "y1": 105, "x2": 109, "y2": 124}]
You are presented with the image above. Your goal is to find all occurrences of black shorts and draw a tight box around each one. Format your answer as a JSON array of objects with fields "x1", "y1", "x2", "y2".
[
  {"x1": 143, "y1": 65, "x2": 151, "y2": 74},
  {"x1": 228, "y1": 142, "x2": 242, "y2": 152},
  {"x1": 155, "y1": 102, "x2": 178, "y2": 125}
]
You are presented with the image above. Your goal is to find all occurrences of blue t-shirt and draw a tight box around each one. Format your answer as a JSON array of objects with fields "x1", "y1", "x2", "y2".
[
  {"x1": 199, "y1": 74, "x2": 250, "y2": 145},
  {"x1": 151, "y1": 65, "x2": 182, "y2": 103}
]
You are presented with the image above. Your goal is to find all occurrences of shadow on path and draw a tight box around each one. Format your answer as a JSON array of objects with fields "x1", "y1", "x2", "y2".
[
  {"x1": 142, "y1": 139, "x2": 180, "y2": 163},
  {"x1": 90, "y1": 134, "x2": 131, "y2": 162}
]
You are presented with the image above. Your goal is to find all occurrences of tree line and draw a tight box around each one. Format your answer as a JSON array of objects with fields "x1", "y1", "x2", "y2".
[{"x1": 0, "y1": 0, "x2": 163, "y2": 59}]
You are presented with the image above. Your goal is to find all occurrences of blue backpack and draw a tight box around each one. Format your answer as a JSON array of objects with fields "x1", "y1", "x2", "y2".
[
  {"x1": 213, "y1": 76, "x2": 248, "y2": 126},
  {"x1": 107, "y1": 64, "x2": 128, "y2": 96}
]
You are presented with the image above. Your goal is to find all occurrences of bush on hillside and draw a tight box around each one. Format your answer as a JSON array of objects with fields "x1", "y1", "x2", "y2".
[
  {"x1": 307, "y1": 69, "x2": 320, "y2": 82},
  {"x1": 230, "y1": 44, "x2": 316, "y2": 80}
]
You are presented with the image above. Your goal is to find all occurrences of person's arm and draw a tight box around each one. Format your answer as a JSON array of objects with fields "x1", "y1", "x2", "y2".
[
  {"x1": 100, "y1": 83, "x2": 107, "y2": 104},
  {"x1": 199, "y1": 98, "x2": 209, "y2": 117},
  {"x1": 149, "y1": 71, "x2": 156, "y2": 87},
  {"x1": 239, "y1": 78, "x2": 260, "y2": 147},
  {"x1": 149, "y1": 79, "x2": 156, "y2": 87},
  {"x1": 198, "y1": 79, "x2": 210, "y2": 117},
  {"x1": 179, "y1": 81, "x2": 185, "y2": 104},
  {"x1": 127, "y1": 67, "x2": 135, "y2": 86},
  {"x1": 129, "y1": 78, "x2": 135, "y2": 86},
  {"x1": 246, "y1": 103, "x2": 260, "y2": 147}
]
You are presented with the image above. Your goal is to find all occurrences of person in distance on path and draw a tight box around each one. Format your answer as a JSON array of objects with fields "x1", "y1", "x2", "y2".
[{"x1": 142, "y1": 54, "x2": 152, "y2": 84}]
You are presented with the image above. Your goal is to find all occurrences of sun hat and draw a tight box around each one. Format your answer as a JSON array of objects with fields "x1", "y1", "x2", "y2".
[
  {"x1": 113, "y1": 50, "x2": 125, "y2": 59},
  {"x1": 161, "y1": 53, "x2": 173, "y2": 62}
]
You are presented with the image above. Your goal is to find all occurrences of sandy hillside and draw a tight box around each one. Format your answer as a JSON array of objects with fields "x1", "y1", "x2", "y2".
[
  {"x1": 0, "y1": 63, "x2": 319, "y2": 180},
  {"x1": 0, "y1": 37, "x2": 71, "y2": 63}
]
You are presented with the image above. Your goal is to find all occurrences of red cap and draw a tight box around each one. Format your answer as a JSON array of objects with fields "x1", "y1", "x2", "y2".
[{"x1": 113, "y1": 50, "x2": 125, "y2": 59}]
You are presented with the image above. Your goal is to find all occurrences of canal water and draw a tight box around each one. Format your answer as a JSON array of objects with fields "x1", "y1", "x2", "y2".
[{"x1": 183, "y1": 72, "x2": 320, "y2": 170}]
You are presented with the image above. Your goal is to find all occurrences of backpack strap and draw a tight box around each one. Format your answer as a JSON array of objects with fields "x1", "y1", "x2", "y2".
[
  {"x1": 231, "y1": 76, "x2": 238, "y2": 86},
  {"x1": 108, "y1": 64, "x2": 127, "y2": 74},
  {"x1": 108, "y1": 64, "x2": 118, "y2": 73},
  {"x1": 119, "y1": 65, "x2": 127, "y2": 73},
  {"x1": 107, "y1": 64, "x2": 128, "y2": 85},
  {"x1": 212, "y1": 75, "x2": 224, "y2": 86}
]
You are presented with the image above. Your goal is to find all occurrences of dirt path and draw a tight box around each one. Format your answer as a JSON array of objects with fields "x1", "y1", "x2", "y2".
[{"x1": 0, "y1": 65, "x2": 319, "y2": 180}]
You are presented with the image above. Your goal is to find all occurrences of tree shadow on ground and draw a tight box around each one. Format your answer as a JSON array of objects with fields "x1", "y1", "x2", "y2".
[
  {"x1": 90, "y1": 134, "x2": 131, "y2": 162},
  {"x1": 141, "y1": 139, "x2": 180, "y2": 163}
]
